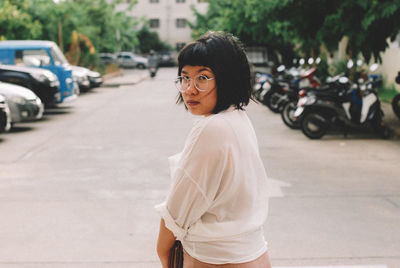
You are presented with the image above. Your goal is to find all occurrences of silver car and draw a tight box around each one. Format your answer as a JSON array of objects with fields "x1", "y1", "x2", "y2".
[
  {"x1": 0, "y1": 94, "x2": 11, "y2": 132},
  {"x1": 0, "y1": 82, "x2": 44, "y2": 125},
  {"x1": 116, "y1": 52, "x2": 148, "y2": 69}
]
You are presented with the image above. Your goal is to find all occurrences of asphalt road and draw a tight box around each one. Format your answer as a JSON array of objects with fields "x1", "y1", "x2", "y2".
[{"x1": 0, "y1": 67, "x2": 399, "y2": 268}]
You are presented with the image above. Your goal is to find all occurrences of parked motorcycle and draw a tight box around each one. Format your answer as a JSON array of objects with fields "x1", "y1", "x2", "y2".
[
  {"x1": 391, "y1": 71, "x2": 400, "y2": 119},
  {"x1": 253, "y1": 72, "x2": 273, "y2": 101},
  {"x1": 280, "y1": 68, "x2": 321, "y2": 129},
  {"x1": 265, "y1": 65, "x2": 321, "y2": 113},
  {"x1": 294, "y1": 73, "x2": 390, "y2": 139}
]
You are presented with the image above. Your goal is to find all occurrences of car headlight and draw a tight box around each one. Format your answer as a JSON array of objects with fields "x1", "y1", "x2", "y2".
[
  {"x1": 10, "y1": 95, "x2": 26, "y2": 105},
  {"x1": 31, "y1": 73, "x2": 48, "y2": 83}
]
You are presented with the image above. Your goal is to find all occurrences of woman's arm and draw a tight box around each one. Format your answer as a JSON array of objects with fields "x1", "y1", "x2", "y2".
[{"x1": 157, "y1": 218, "x2": 176, "y2": 268}]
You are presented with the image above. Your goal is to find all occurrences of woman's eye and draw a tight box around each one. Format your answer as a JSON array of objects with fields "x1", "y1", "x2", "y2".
[{"x1": 198, "y1": 75, "x2": 208, "y2": 81}]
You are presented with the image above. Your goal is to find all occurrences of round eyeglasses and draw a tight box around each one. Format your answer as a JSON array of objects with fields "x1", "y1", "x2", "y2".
[{"x1": 174, "y1": 75, "x2": 215, "y2": 93}]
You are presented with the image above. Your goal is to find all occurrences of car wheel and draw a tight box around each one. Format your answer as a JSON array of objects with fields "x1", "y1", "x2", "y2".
[{"x1": 301, "y1": 112, "x2": 328, "y2": 139}]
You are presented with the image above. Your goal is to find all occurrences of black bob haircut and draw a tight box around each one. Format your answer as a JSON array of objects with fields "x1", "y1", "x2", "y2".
[{"x1": 177, "y1": 31, "x2": 253, "y2": 114}]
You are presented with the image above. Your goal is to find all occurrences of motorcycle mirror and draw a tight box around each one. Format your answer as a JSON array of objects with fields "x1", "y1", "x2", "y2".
[
  {"x1": 347, "y1": 60, "x2": 354, "y2": 69},
  {"x1": 277, "y1": 65, "x2": 286, "y2": 72},
  {"x1": 308, "y1": 58, "x2": 314, "y2": 65},
  {"x1": 316, "y1": 57, "x2": 321, "y2": 64},
  {"x1": 292, "y1": 58, "x2": 298, "y2": 65},
  {"x1": 357, "y1": 59, "x2": 363, "y2": 66},
  {"x1": 358, "y1": 78, "x2": 364, "y2": 84},
  {"x1": 299, "y1": 58, "x2": 305, "y2": 65},
  {"x1": 370, "y1": 63, "x2": 379, "y2": 72}
]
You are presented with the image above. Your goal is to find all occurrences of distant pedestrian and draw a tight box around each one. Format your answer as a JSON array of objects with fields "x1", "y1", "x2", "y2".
[
  {"x1": 156, "y1": 31, "x2": 271, "y2": 268},
  {"x1": 148, "y1": 50, "x2": 159, "y2": 78}
]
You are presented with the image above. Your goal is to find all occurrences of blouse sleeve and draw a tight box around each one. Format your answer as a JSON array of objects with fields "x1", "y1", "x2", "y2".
[{"x1": 156, "y1": 117, "x2": 232, "y2": 240}]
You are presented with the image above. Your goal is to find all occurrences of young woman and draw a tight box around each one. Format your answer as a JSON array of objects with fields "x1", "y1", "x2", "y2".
[{"x1": 156, "y1": 31, "x2": 272, "y2": 268}]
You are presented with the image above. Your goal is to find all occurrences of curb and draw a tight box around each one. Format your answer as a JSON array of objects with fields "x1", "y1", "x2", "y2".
[
  {"x1": 103, "y1": 70, "x2": 122, "y2": 81},
  {"x1": 101, "y1": 73, "x2": 149, "y2": 87}
]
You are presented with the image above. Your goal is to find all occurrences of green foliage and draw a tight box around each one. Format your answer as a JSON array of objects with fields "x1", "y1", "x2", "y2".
[
  {"x1": 378, "y1": 83, "x2": 399, "y2": 103},
  {"x1": 0, "y1": 0, "x2": 42, "y2": 40},
  {"x1": 136, "y1": 26, "x2": 172, "y2": 53},
  {"x1": 190, "y1": 0, "x2": 400, "y2": 65},
  {"x1": 0, "y1": 0, "x2": 140, "y2": 67}
]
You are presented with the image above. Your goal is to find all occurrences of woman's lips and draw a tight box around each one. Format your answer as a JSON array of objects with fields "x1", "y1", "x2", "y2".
[{"x1": 187, "y1": 101, "x2": 200, "y2": 106}]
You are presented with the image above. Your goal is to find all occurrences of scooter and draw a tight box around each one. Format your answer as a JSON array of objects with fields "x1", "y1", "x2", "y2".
[
  {"x1": 265, "y1": 66, "x2": 321, "y2": 113},
  {"x1": 391, "y1": 71, "x2": 400, "y2": 119},
  {"x1": 253, "y1": 72, "x2": 273, "y2": 101},
  {"x1": 280, "y1": 68, "x2": 321, "y2": 129},
  {"x1": 149, "y1": 66, "x2": 157, "y2": 78},
  {"x1": 294, "y1": 74, "x2": 390, "y2": 139}
]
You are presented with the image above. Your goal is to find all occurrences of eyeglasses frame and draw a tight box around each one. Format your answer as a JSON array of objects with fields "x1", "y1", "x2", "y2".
[{"x1": 174, "y1": 75, "x2": 216, "y2": 93}]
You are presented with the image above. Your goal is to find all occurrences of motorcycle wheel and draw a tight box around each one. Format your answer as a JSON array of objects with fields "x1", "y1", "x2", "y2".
[
  {"x1": 281, "y1": 102, "x2": 300, "y2": 129},
  {"x1": 301, "y1": 112, "x2": 328, "y2": 139},
  {"x1": 266, "y1": 92, "x2": 282, "y2": 113},
  {"x1": 391, "y1": 94, "x2": 400, "y2": 119},
  {"x1": 372, "y1": 110, "x2": 392, "y2": 139}
]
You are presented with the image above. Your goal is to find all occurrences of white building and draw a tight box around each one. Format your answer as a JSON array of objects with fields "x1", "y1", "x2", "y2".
[{"x1": 116, "y1": 0, "x2": 208, "y2": 51}]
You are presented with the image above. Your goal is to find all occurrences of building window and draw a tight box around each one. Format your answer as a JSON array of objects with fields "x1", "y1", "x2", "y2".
[
  {"x1": 149, "y1": 0, "x2": 159, "y2": 3},
  {"x1": 176, "y1": 0, "x2": 185, "y2": 3},
  {"x1": 149, "y1": 19, "x2": 160, "y2": 28},
  {"x1": 176, "y1": 18, "x2": 186, "y2": 28}
]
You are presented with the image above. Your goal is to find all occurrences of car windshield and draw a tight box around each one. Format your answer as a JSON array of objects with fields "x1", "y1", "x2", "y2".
[{"x1": 50, "y1": 45, "x2": 69, "y2": 65}]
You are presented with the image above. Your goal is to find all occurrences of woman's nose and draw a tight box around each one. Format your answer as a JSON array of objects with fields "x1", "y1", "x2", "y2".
[{"x1": 185, "y1": 79, "x2": 198, "y2": 95}]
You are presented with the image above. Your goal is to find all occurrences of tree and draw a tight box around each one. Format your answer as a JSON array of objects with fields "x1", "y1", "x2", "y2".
[
  {"x1": 189, "y1": 0, "x2": 296, "y2": 65},
  {"x1": 190, "y1": 0, "x2": 400, "y2": 64},
  {"x1": 136, "y1": 26, "x2": 171, "y2": 53},
  {"x1": 2, "y1": 0, "x2": 141, "y2": 66},
  {"x1": 0, "y1": 0, "x2": 42, "y2": 40},
  {"x1": 320, "y1": 0, "x2": 400, "y2": 63}
]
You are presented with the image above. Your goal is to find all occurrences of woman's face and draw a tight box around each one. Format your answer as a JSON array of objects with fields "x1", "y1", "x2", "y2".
[{"x1": 180, "y1": 65, "x2": 217, "y2": 116}]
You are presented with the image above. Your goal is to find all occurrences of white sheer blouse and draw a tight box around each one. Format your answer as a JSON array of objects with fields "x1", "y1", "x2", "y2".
[{"x1": 155, "y1": 107, "x2": 269, "y2": 264}]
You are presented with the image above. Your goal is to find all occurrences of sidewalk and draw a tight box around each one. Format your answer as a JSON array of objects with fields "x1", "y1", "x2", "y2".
[{"x1": 102, "y1": 68, "x2": 149, "y2": 87}]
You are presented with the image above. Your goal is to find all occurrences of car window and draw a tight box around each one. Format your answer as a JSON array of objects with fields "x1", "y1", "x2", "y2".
[{"x1": 17, "y1": 49, "x2": 51, "y2": 67}]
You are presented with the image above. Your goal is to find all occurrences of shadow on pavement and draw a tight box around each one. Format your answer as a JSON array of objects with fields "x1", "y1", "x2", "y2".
[
  {"x1": 44, "y1": 106, "x2": 74, "y2": 116},
  {"x1": 7, "y1": 126, "x2": 35, "y2": 133}
]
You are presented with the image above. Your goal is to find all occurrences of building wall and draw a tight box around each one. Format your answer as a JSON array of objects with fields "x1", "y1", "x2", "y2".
[
  {"x1": 116, "y1": 0, "x2": 208, "y2": 51},
  {"x1": 336, "y1": 35, "x2": 400, "y2": 91},
  {"x1": 379, "y1": 36, "x2": 400, "y2": 91}
]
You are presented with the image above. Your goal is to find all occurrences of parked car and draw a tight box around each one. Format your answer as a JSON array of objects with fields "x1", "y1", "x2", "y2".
[
  {"x1": 0, "y1": 64, "x2": 60, "y2": 107},
  {"x1": 71, "y1": 66, "x2": 90, "y2": 92},
  {"x1": 116, "y1": 52, "x2": 148, "y2": 69},
  {"x1": 0, "y1": 82, "x2": 44, "y2": 125},
  {"x1": 0, "y1": 40, "x2": 77, "y2": 103},
  {"x1": 0, "y1": 94, "x2": 11, "y2": 133},
  {"x1": 158, "y1": 51, "x2": 176, "y2": 66},
  {"x1": 70, "y1": 65, "x2": 103, "y2": 91},
  {"x1": 99, "y1": 53, "x2": 117, "y2": 64}
]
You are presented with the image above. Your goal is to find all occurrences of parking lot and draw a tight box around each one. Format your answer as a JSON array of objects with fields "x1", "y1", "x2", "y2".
[{"x1": 0, "y1": 67, "x2": 399, "y2": 268}]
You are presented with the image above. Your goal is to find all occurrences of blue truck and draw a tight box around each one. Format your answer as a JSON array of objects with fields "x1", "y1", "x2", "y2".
[{"x1": 0, "y1": 40, "x2": 77, "y2": 103}]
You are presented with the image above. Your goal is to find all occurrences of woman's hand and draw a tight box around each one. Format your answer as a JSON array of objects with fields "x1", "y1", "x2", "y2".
[{"x1": 157, "y1": 218, "x2": 176, "y2": 268}]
